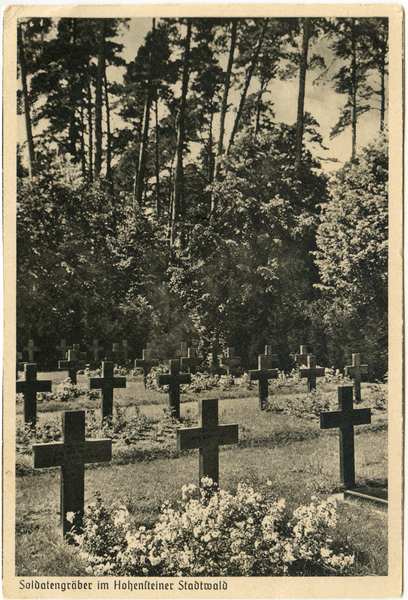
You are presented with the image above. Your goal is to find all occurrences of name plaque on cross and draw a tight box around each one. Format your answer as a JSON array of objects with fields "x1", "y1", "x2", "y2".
[
  {"x1": 177, "y1": 398, "x2": 238, "y2": 487},
  {"x1": 320, "y1": 386, "x2": 371, "y2": 489},
  {"x1": 33, "y1": 411, "x2": 111, "y2": 537}
]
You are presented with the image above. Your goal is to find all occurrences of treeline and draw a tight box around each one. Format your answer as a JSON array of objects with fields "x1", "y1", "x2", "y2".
[{"x1": 17, "y1": 18, "x2": 388, "y2": 378}]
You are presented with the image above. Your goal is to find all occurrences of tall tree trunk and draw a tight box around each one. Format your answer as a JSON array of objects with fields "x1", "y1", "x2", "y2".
[
  {"x1": 350, "y1": 18, "x2": 357, "y2": 163},
  {"x1": 294, "y1": 17, "x2": 311, "y2": 172},
  {"x1": 87, "y1": 80, "x2": 93, "y2": 182},
  {"x1": 17, "y1": 23, "x2": 35, "y2": 179},
  {"x1": 155, "y1": 96, "x2": 160, "y2": 217},
  {"x1": 134, "y1": 18, "x2": 156, "y2": 211},
  {"x1": 211, "y1": 20, "x2": 238, "y2": 213},
  {"x1": 104, "y1": 68, "x2": 112, "y2": 179},
  {"x1": 208, "y1": 109, "x2": 214, "y2": 184},
  {"x1": 80, "y1": 102, "x2": 86, "y2": 176},
  {"x1": 170, "y1": 19, "x2": 192, "y2": 247},
  {"x1": 227, "y1": 18, "x2": 268, "y2": 153},
  {"x1": 94, "y1": 19, "x2": 105, "y2": 178},
  {"x1": 254, "y1": 78, "x2": 268, "y2": 136}
]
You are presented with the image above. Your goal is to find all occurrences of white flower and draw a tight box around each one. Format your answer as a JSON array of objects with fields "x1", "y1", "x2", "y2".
[{"x1": 66, "y1": 511, "x2": 75, "y2": 524}]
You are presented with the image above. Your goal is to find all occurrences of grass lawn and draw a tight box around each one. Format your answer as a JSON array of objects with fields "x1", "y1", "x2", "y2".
[{"x1": 15, "y1": 372, "x2": 388, "y2": 577}]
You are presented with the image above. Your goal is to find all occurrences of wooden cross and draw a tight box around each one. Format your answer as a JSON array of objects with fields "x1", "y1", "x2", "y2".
[
  {"x1": 33, "y1": 410, "x2": 112, "y2": 537},
  {"x1": 181, "y1": 348, "x2": 202, "y2": 374},
  {"x1": 23, "y1": 339, "x2": 39, "y2": 362},
  {"x1": 157, "y1": 359, "x2": 191, "y2": 419},
  {"x1": 177, "y1": 398, "x2": 238, "y2": 487},
  {"x1": 345, "y1": 353, "x2": 368, "y2": 403},
  {"x1": 295, "y1": 345, "x2": 309, "y2": 367},
  {"x1": 58, "y1": 350, "x2": 86, "y2": 384},
  {"x1": 264, "y1": 344, "x2": 278, "y2": 368},
  {"x1": 89, "y1": 361, "x2": 126, "y2": 420},
  {"x1": 90, "y1": 339, "x2": 104, "y2": 362},
  {"x1": 56, "y1": 339, "x2": 71, "y2": 360},
  {"x1": 221, "y1": 348, "x2": 241, "y2": 376},
  {"x1": 16, "y1": 363, "x2": 52, "y2": 424},
  {"x1": 250, "y1": 354, "x2": 279, "y2": 410},
  {"x1": 175, "y1": 342, "x2": 188, "y2": 359},
  {"x1": 135, "y1": 350, "x2": 159, "y2": 388},
  {"x1": 16, "y1": 351, "x2": 25, "y2": 373},
  {"x1": 320, "y1": 386, "x2": 371, "y2": 489},
  {"x1": 299, "y1": 354, "x2": 325, "y2": 392},
  {"x1": 121, "y1": 339, "x2": 130, "y2": 363},
  {"x1": 106, "y1": 343, "x2": 121, "y2": 363}
]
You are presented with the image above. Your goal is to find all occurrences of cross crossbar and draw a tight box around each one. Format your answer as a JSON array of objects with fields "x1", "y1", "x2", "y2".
[
  {"x1": 177, "y1": 398, "x2": 238, "y2": 486},
  {"x1": 24, "y1": 339, "x2": 39, "y2": 362},
  {"x1": 33, "y1": 411, "x2": 111, "y2": 537},
  {"x1": 320, "y1": 386, "x2": 371, "y2": 488},
  {"x1": 299, "y1": 354, "x2": 325, "y2": 392},
  {"x1": 181, "y1": 348, "x2": 202, "y2": 374},
  {"x1": 135, "y1": 353, "x2": 159, "y2": 388},
  {"x1": 221, "y1": 348, "x2": 241, "y2": 376}
]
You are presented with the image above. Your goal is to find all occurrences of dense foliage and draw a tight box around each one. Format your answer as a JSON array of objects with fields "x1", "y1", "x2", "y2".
[{"x1": 17, "y1": 17, "x2": 389, "y2": 378}]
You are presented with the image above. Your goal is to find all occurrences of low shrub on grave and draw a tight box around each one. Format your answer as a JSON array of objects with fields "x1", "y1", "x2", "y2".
[
  {"x1": 145, "y1": 368, "x2": 252, "y2": 394},
  {"x1": 16, "y1": 378, "x2": 100, "y2": 406},
  {"x1": 73, "y1": 478, "x2": 355, "y2": 577}
]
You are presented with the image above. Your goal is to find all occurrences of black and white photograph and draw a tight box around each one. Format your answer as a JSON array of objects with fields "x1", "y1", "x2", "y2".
[{"x1": 3, "y1": 4, "x2": 403, "y2": 597}]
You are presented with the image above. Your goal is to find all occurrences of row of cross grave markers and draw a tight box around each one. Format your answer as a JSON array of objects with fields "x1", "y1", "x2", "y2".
[
  {"x1": 18, "y1": 339, "x2": 132, "y2": 368},
  {"x1": 16, "y1": 361, "x2": 127, "y2": 425},
  {"x1": 32, "y1": 383, "x2": 373, "y2": 539}
]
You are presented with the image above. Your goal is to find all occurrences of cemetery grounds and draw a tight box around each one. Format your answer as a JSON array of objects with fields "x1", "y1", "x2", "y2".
[{"x1": 15, "y1": 366, "x2": 388, "y2": 577}]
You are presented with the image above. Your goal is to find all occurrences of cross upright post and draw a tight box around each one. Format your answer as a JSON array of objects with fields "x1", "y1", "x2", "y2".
[
  {"x1": 250, "y1": 354, "x2": 279, "y2": 410},
  {"x1": 221, "y1": 348, "x2": 241, "y2": 377},
  {"x1": 89, "y1": 361, "x2": 127, "y2": 420},
  {"x1": 345, "y1": 353, "x2": 368, "y2": 403},
  {"x1": 90, "y1": 339, "x2": 104, "y2": 363},
  {"x1": 299, "y1": 354, "x2": 325, "y2": 392},
  {"x1": 320, "y1": 386, "x2": 371, "y2": 489},
  {"x1": 264, "y1": 345, "x2": 278, "y2": 368},
  {"x1": 121, "y1": 340, "x2": 130, "y2": 364},
  {"x1": 175, "y1": 342, "x2": 188, "y2": 359},
  {"x1": 33, "y1": 410, "x2": 112, "y2": 537},
  {"x1": 181, "y1": 348, "x2": 202, "y2": 374},
  {"x1": 16, "y1": 363, "x2": 52, "y2": 424},
  {"x1": 295, "y1": 345, "x2": 309, "y2": 367},
  {"x1": 24, "y1": 339, "x2": 39, "y2": 363},
  {"x1": 56, "y1": 339, "x2": 71, "y2": 360},
  {"x1": 135, "y1": 350, "x2": 159, "y2": 388},
  {"x1": 59, "y1": 350, "x2": 86, "y2": 384},
  {"x1": 177, "y1": 398, "x2": 239, "y2": 487},
  {"x1": 157, "y1": 359, "x2": 191, "y2": 419}
]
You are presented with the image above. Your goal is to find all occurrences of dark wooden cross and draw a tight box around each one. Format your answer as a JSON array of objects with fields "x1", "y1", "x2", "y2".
[
  {"x1": 320, "y1": 386, "x2": 371, "y2": 489},
  {"x1": 264, "y1": 344, "x2": 278, "y2": 368},
  {"x1": 177, "y1": 398, "x2": 238, "y2": 487},
  {"x1": 175, "y1": 341, "x2": 188, "y2": 359},
  {"x1": 221, "y1": 347, "x2": 241, "y2": 376},
  {"x1": 24, "y1": 339, "x2": 39, "y2": 362},
  {"x1": 135, "y1": 350, "x2": 159, "y2": 388},
  {"x1": 345, "y1": 353, "x2": 368, "y2": 403},
  {"x1": 157, "y1": 359, "x2": 191, "y2": 419},
  {"x1": 16, "y1": 351, "x2": 25, "y2": 373},
  {"x1": 58, "y1": 350, "x2": 86, "y2": 384},
  {"x1": 121, "y1": 339, "x2": 130, "y2": 363},
  {"x1": 56, "y1": 339, "x2": 71, "y2": 360},
  {"x1": 33, "y1": 410, "x2": 112, "y2": 537},
  {"x1": 249, "y1": 354, "x2": 279, "y2": 410},
  {"x1": 90, "y1": 339, "x2": 104, "y2": 363},
  {"x1": 16, "y1": 363, "x2": 52, "y2": 424},
  {"x1": 106, "y1": 343, "x2": 121, "y2": 363},
  {"x1": 295, "y1": 345, "x2": 309, "y2": 367},
  {"x1": 181, "y1": 348, "x2": 202, "y2": 374},
  {"x1": 89, "y1": 361, "x2": 126, "y2": 420},
  {"x1": 300, "y1": 354, "x2": 325, "y2": 392}
]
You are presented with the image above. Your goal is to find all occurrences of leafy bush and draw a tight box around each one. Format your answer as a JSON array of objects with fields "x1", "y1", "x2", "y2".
[{"x1": 73, "y1": 479, "x2": 355, "y2": 577}]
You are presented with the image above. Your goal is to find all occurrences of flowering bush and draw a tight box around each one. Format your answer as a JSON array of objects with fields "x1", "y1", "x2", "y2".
[{"x1": 74, "y1": 479, "x2": 355, "y2": 577}]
